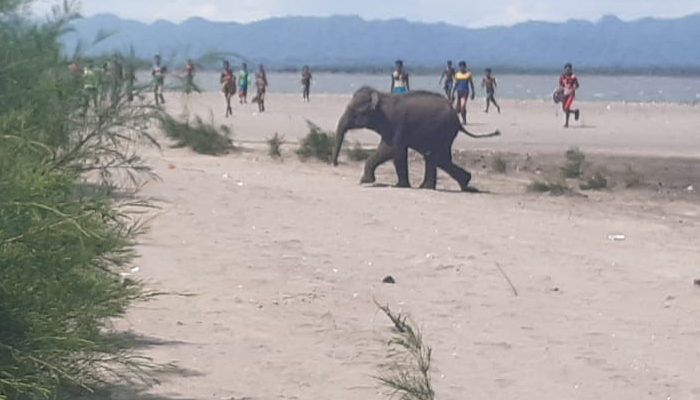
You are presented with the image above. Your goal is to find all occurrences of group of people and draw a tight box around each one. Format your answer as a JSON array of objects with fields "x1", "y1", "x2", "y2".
[
  {"x1": 393, "y1": 59, "x2": 581, "y2": 127},
  {"x1": 390, "y1": 59, "x2": 501, "y2": 125},
  {"x1": 77, "y1": 53, "x2": 580, "y2": 128}
]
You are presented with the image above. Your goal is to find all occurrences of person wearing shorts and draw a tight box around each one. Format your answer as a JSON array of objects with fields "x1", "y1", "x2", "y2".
[
  {"x1": 301, "y1": 65, "x2": 312, "y2": 102},
  {"x1": 481, "y1": 68, "x2": 500, "y2": 114},
  {"x1": 390, "y1": 60, "x2": 410, "y2": 93},
  {"x1": 151, "y1": 54, "x2": 166, "y2": 106},
  {"x1": 238, "y1": 62, "x2": 249, "y2": 104},
  {"x1": 559, "y1": 63, "x2": 580, "y2": 127},
  {"x1": 450, "y1": 61, "x2": 475, "y2": 124},
  {"x1": 439, "y1": 60, "x2": 455, "y2": 100},
  {"x1": 220, "y1": 60, "x2": 236, "y2": 117}
]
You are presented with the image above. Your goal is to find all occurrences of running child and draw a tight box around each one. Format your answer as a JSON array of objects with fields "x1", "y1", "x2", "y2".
[
  {"x1": 450, "y1": 61, "x2": 475, "y2": 124},
  {"x1": 481, "y1": 68, "x2": 500, "y2": 114},
  {"x1": 559, "y1": 63, "x2": 580, "y2": 127}
]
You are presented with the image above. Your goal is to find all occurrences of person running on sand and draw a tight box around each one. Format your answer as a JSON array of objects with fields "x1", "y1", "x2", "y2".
[
  {"x1": 152, "y1": 54, "x2": 167, "y2": 106},
  {"x1": 390, "y1": 60, "x2": 409, "y2": 93},
  {"x1": 253, "y1": 64, "x2": 268, "y2": 112},
  {"x1": 559, "y1": 63, "x2": 580, "y2": 127},
  {"x1": 220, "y1": 60, "x2": 236, "y2": 117},
  {"x1": 301, "y1": 65, "x2": 312, "y2": 102},
  {"x1": 238, "y1": 62, "x2": 249, "y2": 104},
  {"x1": 451, "y1": 61, "x2": 475, "y2": 124},
  {"x1": 439, "y1": 60, "x2": 455, "y2": 100},
  {"x1": 481, "y1": 68, "x2": 500, "y2": 114}
]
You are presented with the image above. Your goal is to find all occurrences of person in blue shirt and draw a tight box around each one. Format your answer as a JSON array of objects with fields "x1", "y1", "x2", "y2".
[{"x1": 450, "y1": 61, "x2": 475, "y2": 124}]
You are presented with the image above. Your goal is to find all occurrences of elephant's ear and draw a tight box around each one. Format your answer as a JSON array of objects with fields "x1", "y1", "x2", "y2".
[{"x1": 370, "y1": 91, "x2": 380, "y2": 110}]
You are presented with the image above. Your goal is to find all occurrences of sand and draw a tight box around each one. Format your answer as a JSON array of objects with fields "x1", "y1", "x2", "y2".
[{"x1": 123, "y1": 92, "x2": 700, "y2": 400}]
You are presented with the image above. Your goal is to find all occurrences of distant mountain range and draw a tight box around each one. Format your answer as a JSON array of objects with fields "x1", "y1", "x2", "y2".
[{"x1": 63, "y1": 13, "x2": 700, "y2": 73}]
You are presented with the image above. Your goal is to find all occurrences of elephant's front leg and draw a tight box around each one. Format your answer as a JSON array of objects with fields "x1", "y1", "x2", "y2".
[
  {"x1": 392, "y1": 145, "x2": 410, "y2": 188},
  {"x1": 419, "y1": 152, "x2": 437, "y2": 189},
  {"x1": 360, "y1": 141, "x2": 394, "y2": 184}
]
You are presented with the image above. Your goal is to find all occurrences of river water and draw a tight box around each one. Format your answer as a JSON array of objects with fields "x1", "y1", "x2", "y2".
[{"x1": 136, "y1": 71, "x2": 700, "y2": 104}]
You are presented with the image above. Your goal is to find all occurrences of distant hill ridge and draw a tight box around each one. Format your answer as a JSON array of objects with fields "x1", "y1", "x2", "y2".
[{"x1": 64, "y1": 13, "x2": 700, "y2": 72}]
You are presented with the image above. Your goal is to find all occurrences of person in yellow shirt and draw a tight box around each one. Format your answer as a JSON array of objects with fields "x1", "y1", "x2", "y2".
[{"x1": 450, "y1": 61, "x2": 475, "y2": 124}]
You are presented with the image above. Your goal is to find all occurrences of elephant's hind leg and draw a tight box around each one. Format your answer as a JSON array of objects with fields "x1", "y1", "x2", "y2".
[
  {"x1": 393, "y1": 146, "x2": 411, "y2": 188},
  {"x1": 419, "y1": 153, "x2": 438, "y2": 189},
  {"x1": 437, "y1": 151, "x2": 472, "y2": 191},
  {"x1": 361, "y1": 141, "x2": 394, "y2": 184}
]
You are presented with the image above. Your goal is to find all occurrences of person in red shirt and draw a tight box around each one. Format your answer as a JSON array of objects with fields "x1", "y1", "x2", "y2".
[{"x1": 559, "y1": 63, "x2": 580, "y2": 127}]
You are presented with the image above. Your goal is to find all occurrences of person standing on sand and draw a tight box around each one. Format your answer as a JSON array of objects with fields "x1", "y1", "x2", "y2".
[
  {"x1": 254, "y1": 64, "x2": 268, "y2": 112},
  {"x1": 301, "y1": 65, "x2": 312, "y2": 102},
  {"x1": 559, "y1": 63, "x2": 580, "y2": 127},
  {"x1": 152, "y1": 54, "x2": 167, "y2": 106},
  {"x1": 390, "y1": 60, "x2": 410, "y2": 93},
  {"x1": 220, "y1": 60, "x2": 236, "y2": 117},
  {"x1": 185, "y1": 59, "x2": 197, "y2": 94},
  {"x1": 451, "y1": 61, "x2": 475, "y2": 125},
  {"x1": 238, "y1": 62, "x2": 249, "y2": 104},
  {"x1": 439, "y1": 60, "x2": 455, "y2": 100},
  {"x1": 110, "y1": 54, "x2": 123, "y2": 103},
  {"x1": 482, "y1": 68, "x2": 500, "y2": 114}
]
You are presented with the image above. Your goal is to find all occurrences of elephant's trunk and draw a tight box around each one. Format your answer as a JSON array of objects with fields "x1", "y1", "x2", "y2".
[{"x1": 332, "y1": 113, "x2": 349, "y2": 166}]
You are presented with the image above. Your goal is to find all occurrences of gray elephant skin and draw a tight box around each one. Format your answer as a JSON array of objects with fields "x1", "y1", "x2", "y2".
[{"x1": 332, "y1": 86, "x2": 500, "y2": 191}]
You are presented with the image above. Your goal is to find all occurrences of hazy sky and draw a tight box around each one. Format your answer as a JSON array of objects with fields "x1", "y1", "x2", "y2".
[{"x1": 34, "y1": 0, "x2": 700, "y2": 27}]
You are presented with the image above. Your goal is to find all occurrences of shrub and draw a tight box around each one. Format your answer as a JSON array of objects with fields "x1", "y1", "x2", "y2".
[
  {"x1": 492, "y1": 153, "x2": 507, "y2": 173},
  {"x1": 0, "y1": 3, "x2": 163, "y2": 399},
  {"x1": 160, "y1": 112, "x2": 234, "y2": 155},
  {"x1": 528, "y1": 180, "x2": 568, "y2": 196},
  {"x1": 375, "y1": 302, "x2": 435, "y2": 400},
  {"x1": 267, "y1": 133, "x2": 284, "y2": 159},
  {"x1": 346, "y1": 140, "x2": 373, "y2": 162},
  {"x1": 296, "y1": 120, "x2": 335, "y2": 162},
  {"x1": 623, "y1": 165, "x2": 642, "y2": 188},
  {"x1": 580, "y1": 169, "x2": 608, "y2": 190},
  {"x1": 561, "y1": 147, "x2": 586, "y2": 178}
]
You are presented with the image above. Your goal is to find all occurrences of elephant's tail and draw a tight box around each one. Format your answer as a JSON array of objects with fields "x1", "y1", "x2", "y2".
[{"x1": 460, "y1": 125, "x2": 501, "y2": 139}]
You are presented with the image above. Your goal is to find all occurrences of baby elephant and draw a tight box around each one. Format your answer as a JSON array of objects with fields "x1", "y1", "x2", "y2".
[{"x1": 332, "y1": 86, "x2": 500, "y2": 191}]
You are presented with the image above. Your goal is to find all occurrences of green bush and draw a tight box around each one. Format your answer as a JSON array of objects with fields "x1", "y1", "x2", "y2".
[
  {"x1": 528, "y1": 180, "x2": 568, "y2": 196},
  {"x1": 267, "y1": 133, "x2": 284, "y2": 159},
  {"x1": 561, "y1": 147, "x2": 586, "y2": 179},
  {"x1": 492, "y1": 154, "x2": 507, "y2": 173},
  {"x1": 346, "y1": 140, "x2": 373, "y2": 162},
  {"x1": 580, "y1": 170, "x2": 608, "y2": 190},
  {"x1": 296, "y1": 120, "x2": 335, "y2": 162},
  {"x1": 160, "y1": 113, "x2": 234, "y2": 155},
  {"x1": 374, "y1": 302, "x2": 435, "y2": 400},
  {"x1": 1, "y1": 3, "x2": 162, "y2": 399}
]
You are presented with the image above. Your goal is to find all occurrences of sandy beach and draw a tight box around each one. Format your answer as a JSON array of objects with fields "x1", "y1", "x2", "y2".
[{"x1": 122, "y1": 92, "x2": 700, "y2": 400}]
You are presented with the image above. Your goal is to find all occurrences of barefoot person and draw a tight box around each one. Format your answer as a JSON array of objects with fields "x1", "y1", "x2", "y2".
[
  {"x1": 482, "y1": 68, "x2": 500, "y2": 114},
  {"x1": 390, "y1": 60, "x2": 409, "y2": 93},
  {"x1": 238, "y1": 62, "x2": 249, "y2": 104},
  {"x1": 185, "y1": 59, "x2": 197, "y2": 94},
  {"x1": 301, "y1": 65, "x2": 312, "y2": 102},
  {"x1": 559, "y1": 63, "x2": 580, "y2": 127},
  {"x1": 451, "y1": 61, "x2": 475, "y2": 124},
  {"x1": 151, "y1": 54, "x2": 167, "y2": 106},
  {"x1": 253, "y1": 64, "x2": 268, "y2": 112},
  {"x1": 220, "y1": 60, "x2": 236, "y2": 117},
  {"x1": 439, "y1": 60, "x2": 455, "y2": 100}
]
